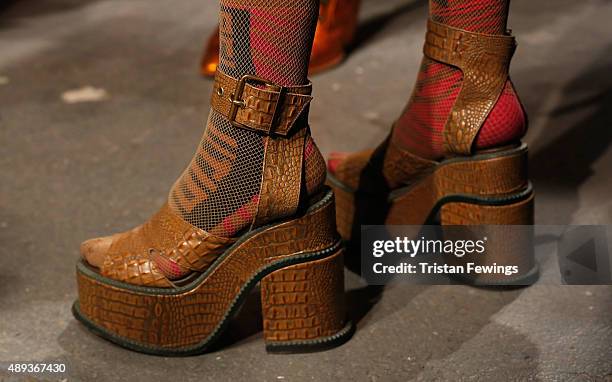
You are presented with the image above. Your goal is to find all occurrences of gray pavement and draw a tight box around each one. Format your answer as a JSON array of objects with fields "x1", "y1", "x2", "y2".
[{"x1": 0, "y1": 0, "x2": 611, "y2": 381}]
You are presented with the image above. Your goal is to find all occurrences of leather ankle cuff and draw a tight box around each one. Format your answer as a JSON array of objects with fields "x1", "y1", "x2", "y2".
[
  {"x1": 210, "y1": 70, "x2": 313, "y2": 136},
  {"x1": 423, "y1": 19, "x2": 516, "y2": 155}
]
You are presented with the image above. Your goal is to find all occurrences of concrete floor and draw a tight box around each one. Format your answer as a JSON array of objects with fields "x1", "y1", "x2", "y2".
[{"x1": 1, "y1": 0, "x2": 611, "y2": 381}]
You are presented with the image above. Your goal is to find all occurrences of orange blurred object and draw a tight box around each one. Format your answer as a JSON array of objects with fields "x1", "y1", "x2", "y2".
[{"x1": 200, "y1": 0, "x2": 360, "y2": 77}]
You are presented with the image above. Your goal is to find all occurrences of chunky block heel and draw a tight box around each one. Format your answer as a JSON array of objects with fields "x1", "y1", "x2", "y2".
[{"x1": 261, "y1": 248, "x2": 353, "y2": 353}]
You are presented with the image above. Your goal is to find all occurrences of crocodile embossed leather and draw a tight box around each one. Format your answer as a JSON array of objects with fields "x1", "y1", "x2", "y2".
[
  {"x1": 331, "y1": 132, "x2": 437, "y2": 192},
  {"x1": 211, "y1": 70, "x2": 313, "y2": 136},
  {"x1": 423, "y1": 19, "x2": 516, "y2": 155},
  {"x1": 75, "y1": 190, "x2": 353, "y2": 355},
  {"x1": 209, "y1": 70, "x2": 314, "y2": 227},
  {"x1": 80, "y1": 67, "x2": 318, "y2": 288},
  {"x1": 75, "y1": 42, "x2": 351, "y2": 353},
  {"x1": 100, "y1": 226, "x2": 236, "y2": 287},
  {"x1": 328, "y1": 143, "x2": 537, "y2": 286},
  {"x1": 253, "y1": 128, "x2": 307, "y2": 227}
]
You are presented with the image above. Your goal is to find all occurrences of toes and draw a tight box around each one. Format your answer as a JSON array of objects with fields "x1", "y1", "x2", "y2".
[{"x1": 80, "y1": 236, "x2": 114, "y2": 268}]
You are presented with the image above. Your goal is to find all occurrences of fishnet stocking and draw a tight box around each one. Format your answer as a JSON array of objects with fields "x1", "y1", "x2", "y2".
[
  {"x1": 430, "y1": 0, "x2": 509, "y2": 34},
  {"x1": 169, "y1": 0, "x2": 323, "y2": 237},
  {"x1": 394, "y1": 0, "x2": 526, "y2": 159}
]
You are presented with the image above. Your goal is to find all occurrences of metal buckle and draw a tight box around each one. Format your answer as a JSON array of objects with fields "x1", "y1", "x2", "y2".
[{"x1": 228, "y1": 74, "x2": 286, "y2": 135}]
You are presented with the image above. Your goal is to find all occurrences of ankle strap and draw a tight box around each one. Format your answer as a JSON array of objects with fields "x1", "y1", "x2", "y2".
[
  {"x1": 210, "y1": 70, "x2": 312, "y2": 228},
  {"x1": 423, "y1": 19, "x2": 517, "y2": 155},
  {"x1": 211, "y1": 70, "x2": 313, "y2": 136}
]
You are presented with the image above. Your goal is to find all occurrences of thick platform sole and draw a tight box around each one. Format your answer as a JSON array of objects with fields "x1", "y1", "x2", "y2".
[
  {"x1": 73, "y1": 189, "x2": 353, "y2": 356},
  {"x1": 328, "y1": 143, "x2": 538, "y2": 285}
]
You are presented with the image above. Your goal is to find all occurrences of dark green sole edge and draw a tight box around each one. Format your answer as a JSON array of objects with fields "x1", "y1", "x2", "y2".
[
  {"x1": 73, "y1": 240, "x2": 354, "y2": 356},
  {"x1": 422, "y1": 182, "x2": 534, "y2": 225},
  {"x1": 265, "y1": 320, "x2": 356, "y2": 354}
]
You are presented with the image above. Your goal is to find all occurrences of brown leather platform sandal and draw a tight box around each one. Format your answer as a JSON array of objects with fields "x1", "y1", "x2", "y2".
[
  {"x1": 327, "y1": 20, "x2": 538, "y2": 285},
  {"x1": 73, "y1": 71, "x2": 354, "y2": 356}
]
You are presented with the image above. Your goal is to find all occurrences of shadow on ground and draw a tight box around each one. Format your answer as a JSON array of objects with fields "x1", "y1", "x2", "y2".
[{"x1": 530, "y1": 45, "x2": 612, "y2": 224}]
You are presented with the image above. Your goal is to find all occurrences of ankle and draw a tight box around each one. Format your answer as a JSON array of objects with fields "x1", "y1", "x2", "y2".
[
  {"x1": 393, "y1": 58, "x2": 526, "y2": 160},
  {"x1": 430, "y1": 0, "x2": 509, "y2": 35}
]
